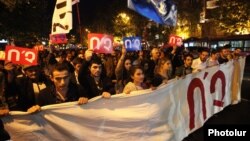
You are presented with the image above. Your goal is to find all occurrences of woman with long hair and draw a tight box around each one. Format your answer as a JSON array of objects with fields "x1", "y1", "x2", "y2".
[{"x1": 152, "y1": 57, "x2": 174, "y2": 87}]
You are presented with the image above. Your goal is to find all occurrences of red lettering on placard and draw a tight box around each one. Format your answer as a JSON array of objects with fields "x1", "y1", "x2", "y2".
[
  {"x1": 187, "y1": 78, "x2": 206, "y2": 130},
  {"x1": 88, "y1": 33, "x2": 113, "y2": 54},
  {"x1": 168, "y1": 35, "x2": 183, "y2": 46},
  {"x1": 5, "y1": 46, "x2": 38, "y2": 65},
  {"x1": 210, "y1": 70, "x2": 226, "y2": 107},
  {"x1": 50, "y1": 34, "x2": 68, "y2": 44}
]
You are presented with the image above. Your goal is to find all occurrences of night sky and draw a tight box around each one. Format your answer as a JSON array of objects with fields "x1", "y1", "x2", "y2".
[{"x1": 73, "y1": 0, "x2": 127, "y2": 26}]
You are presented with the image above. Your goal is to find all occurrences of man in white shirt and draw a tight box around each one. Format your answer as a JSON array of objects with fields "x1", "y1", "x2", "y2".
[{"x1": 191, "y1": 49, "x2": 209, "y2": 72}]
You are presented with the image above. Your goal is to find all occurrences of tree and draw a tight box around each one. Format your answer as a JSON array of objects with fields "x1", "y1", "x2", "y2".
[
  {"x1": 0, "y1": 0, "x2": 52, "y2": 45},
  {"x1": 113, "y1": 12, "x2": 137, "y2": 37},
  {"x1": 212, "y1": 0, "x2": 250, "y2": 35},
  {"x1": 173, "y1": 0, "x2": 203, "y2": 38},
  {"x1": 0, "y1": 0, "x2": 28, "y2": 11}
]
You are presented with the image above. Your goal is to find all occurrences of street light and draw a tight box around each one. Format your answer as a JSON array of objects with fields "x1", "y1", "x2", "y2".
[
  {"x1": 117, "y1": 12, "x2": 130, "y2": 24},
  {"x1": 85, "y1": 28, "x2": 90, "y2": 33}
]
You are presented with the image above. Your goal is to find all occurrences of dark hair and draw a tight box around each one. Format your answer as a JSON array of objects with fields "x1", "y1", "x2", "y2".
[
  {"x1": 223, "y1": 44, "x2": 231, "y2": 49},
  {"x1": 88, "y1": 57, "x2": 107, "y2": 78},
  {"x1": 129, "y1": 66, "x2": 144, "y2": 79},
  {"x1": 89, "y1": 57, "x2": 102, "y2": 66},
  {"x1": 200, "y1": 48, "x2": 209, "y2": 53},
  {"x1": 50, "y1": 63, "x2": 69, "y2": 76},
  {"x1": 183, "y1": 53, "x2": 193, "y2": 60},
  {"x1": 211, "y1": 49, "x2": 219, "y2": 55},
  {"x1": 234, "y1": 47, "x2": 242, "y2": 51},
  {"x1": 72, "y1": 57, "x2": 83, "y2": 66}
]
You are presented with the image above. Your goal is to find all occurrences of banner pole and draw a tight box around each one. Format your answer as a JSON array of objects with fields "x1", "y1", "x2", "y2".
[{"x1": 76, "y1": 3, "x2": 82, "y2": 44}]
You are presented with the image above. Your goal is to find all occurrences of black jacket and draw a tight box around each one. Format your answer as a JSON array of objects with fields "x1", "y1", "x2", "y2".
[
  {"x1": 78, "y1": 60, "x2": 115, "y2": 99},
  {"x1": 15, "y1": 74, "x2": 52, "y2": 111},
  {"x1": 37, "y1": 83, "x2": 87, "y2": 106}
]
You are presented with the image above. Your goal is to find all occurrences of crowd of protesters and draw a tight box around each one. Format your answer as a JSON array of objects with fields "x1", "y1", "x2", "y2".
[{"x1": 0, "y1": 43, "x2": 243, "y2": 140}]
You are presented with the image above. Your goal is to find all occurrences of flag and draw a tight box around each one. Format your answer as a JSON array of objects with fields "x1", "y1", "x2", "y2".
[
  {"x1": 72, "y1": 0, "x2": 80, "y2": 5},
  {"x1": 128, "y1": 0, "x2": 177, "y2": 26},
  {"x1": 51, "y1": 0, "x2": 73, "y2": 35}
]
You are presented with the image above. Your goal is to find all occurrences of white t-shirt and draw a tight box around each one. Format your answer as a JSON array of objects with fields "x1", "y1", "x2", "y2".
[{"x1": 191, "y1": 58, "x2": 207, "y2": 72}]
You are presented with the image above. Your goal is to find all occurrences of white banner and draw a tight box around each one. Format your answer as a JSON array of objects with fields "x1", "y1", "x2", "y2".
[
  {"x1": 3, "y1": 58, "x2": 245, "y2": 141},
  {"x1": 51, "y1": 0, "x2": 73, "y2": 34}
]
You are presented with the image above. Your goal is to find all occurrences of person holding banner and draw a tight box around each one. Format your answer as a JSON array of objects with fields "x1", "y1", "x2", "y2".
[
  {"x1": 30, "y1": 63, "x2": 88, "y2": 108},
  {"x1": 123, "y1": 66, "x2": 147, "y2": 94},
  {"x1": 191, "y1": 49, "x2": 209, "y2": 72},
  {"x1": 207, "y1": 49, "x2": 219, "y2": 67},
  {"x1": 15, "y1": 65, "x2": 52, "y2": 112},
  {"x1": 78, "y1": 49, "x2": 115, "y2": 99},
  {"x1": 218, "y1": 45, "x2": 230, "y2": 64},
  {"x1": 27, "y1": 63, "x2": 88, "y2": 113},
  {"x1": 175, "y1": 53, "x2": 193, "y2": 78}
]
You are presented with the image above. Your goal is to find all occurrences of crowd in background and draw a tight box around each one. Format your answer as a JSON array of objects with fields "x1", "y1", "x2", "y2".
[{"x1": 0, "y1": 44, "x2": 243, "y2": 140}]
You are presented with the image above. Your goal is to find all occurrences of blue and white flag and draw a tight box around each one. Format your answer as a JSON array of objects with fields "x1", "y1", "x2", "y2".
[{"x1": 128, "y1": 0, "x2": 177, "y2": 26}]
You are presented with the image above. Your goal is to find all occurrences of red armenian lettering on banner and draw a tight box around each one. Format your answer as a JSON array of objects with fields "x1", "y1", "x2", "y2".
[
  {"x1": 50, "y1": 34, "x2": 68, "y2": 44},
  {"x1": 0, "y1": 51, "x2": 5, "y2": 60},
  {"x1": 168, "y1": 35, "x2": 183, "y2": 46},
  {"x1": 88, "y1": 33, "x2": 113, "y2": 54},
  {"x1": 187, "y1": 70, "x2": 226, "y2": 130},
  {"x1": 5, "y1": 46, "x2": 38, "y2": 65}
]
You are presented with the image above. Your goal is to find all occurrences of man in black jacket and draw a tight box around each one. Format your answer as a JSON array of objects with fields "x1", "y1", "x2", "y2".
[
  {"x1": 78, "y1": 49, "x2": 115, "y2": 99},
  {"x1": 15, "y1": 65, "x2": 52, "y2": 111},
  {"x1": 28, "y1": 63, "x2": 88, "y2": 113}
]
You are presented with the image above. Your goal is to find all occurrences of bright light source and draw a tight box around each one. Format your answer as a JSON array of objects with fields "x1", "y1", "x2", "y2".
[{"x1": 0, "y1": 39, "x2": 8, "y2": 43}]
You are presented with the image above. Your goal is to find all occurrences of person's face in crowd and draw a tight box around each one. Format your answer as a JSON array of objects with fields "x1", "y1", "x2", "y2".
[
  {"x1": 90, "y1": 63, "x2": 102, "y2": 77},
  {"x1": 51, "y1": 70, "x2": 70, "y2": 90},
  {"x1": 131, "y1": 68, "x2": 144, "y2": 84},
  {"x1": 162, "y1": 60, "x2": 172, "y2": 71},
  {"x1": 139, "y1": 50, "x2": 143, "y2": 57},
  {"x1": 221, "y1": 49, "x2": 230, "y2": 58},
  {"x1": 184, "y1": 56, "x2": 193, "y2": 67},
  {"x1": 211, "y1": 53, "x2": 219, "y2": 60},
  {"x1": 124, "y1": 59, "x2": 132, "y2": 71},
  {"x1": 57, "y1": 56, "x2": 65, "y2": 63},
  {"x1": 160, "y1": 51, "x2": 165, "y2": 59},
  {"x1": 200, "y1": 51, "x2": 209, "y2": 62},
  {"x1": 234, "y1": 49, "x2": 241, "y2": 56},
  {"x1": 66, "y1": 54, "x2": 73, "y2": 61},
  {"x1": 25, "y1": 67, "x2": 38, "y2": 80},
  {"x1": 151, "y1": 48, "x2": 160, "y2": 60},
  {"x1": 74, "y1": 63, "x2": 82, "y2": 73}
]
